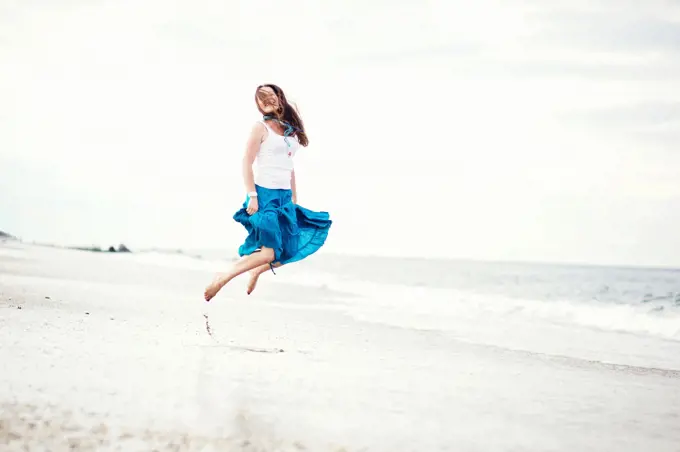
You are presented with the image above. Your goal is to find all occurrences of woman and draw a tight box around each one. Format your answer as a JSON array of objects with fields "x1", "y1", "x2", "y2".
[{"x1": 204, "y1": 84, "x2": 332, "y2": 301}]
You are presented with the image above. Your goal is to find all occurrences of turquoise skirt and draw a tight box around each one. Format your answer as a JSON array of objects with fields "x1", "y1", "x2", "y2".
[{"x1": 233, "y1": 185, "x2": 332, "y2": 265}]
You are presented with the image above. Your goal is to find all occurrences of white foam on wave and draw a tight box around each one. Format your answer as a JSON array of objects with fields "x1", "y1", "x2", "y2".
[
  {"x1": 301, "y1": 275, "x2": 680, "y2": 341},
  {"x1": 505, "y1": 293, "x2": 680, "y2": 339},
  {"x1": 329, "y1": 278, "x2": 680, "y2": 369}
]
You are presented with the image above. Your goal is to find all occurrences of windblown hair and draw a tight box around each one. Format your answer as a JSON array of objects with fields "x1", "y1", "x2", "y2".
[{"x1": 255, "y1": 84, "x2": 309, "y2": 147}]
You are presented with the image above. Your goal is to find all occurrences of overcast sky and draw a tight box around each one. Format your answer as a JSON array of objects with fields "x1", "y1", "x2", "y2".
[{"x1": 2, "y1": 0, "x2": 680, "y2": 267}]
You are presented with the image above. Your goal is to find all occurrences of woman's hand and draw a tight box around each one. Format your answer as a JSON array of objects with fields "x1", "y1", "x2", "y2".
[
  {"x1": 247, "y1": 197, "x2": 259, "y2": 215},
  {"x1": 292, "y1": 193, "x2": 297, "y2": 204}
]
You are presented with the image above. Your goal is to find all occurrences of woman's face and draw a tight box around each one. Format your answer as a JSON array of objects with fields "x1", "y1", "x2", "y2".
[{"x1": 256, "y1": 86, "x2": 280, "y2": 114}]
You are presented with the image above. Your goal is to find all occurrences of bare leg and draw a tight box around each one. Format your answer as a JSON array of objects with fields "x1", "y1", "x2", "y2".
[
  {"x1": 204, "y1": 248, "x2": 275, "y2": 301},
  {"x1": 247, "y1": 262, "x2": 282, "y2": 295}
]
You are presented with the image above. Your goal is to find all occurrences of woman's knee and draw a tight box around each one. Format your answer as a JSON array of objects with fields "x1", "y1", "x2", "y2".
[{"x1": 260, "y1": 247, "x2": 275, "y2": 262}]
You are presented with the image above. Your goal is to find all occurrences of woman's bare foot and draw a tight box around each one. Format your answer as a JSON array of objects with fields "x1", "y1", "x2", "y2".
[
  {"x1": 204, "y1": 273, "x2": 231, "y2": 301},
  {"x1": 246, "y1": 262, "x2": 281, "y2": 295},
  {"x1": 246, "y1": 269, "x2": 261, "y2": 295},
  {"x1": 202, "y1": 249, "x2": 277, "y2": 301}
]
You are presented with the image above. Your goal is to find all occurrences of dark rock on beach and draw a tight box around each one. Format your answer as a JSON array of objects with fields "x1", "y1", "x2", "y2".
[
  {"x1": 70, "y1": 243, "x2": 132, "y2": 253},
  {"x1": 106, "y1": 244, "x2": 131, "y2": 253}
]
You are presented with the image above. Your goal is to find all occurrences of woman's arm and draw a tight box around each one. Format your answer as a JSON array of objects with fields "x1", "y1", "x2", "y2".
[
  {"x1": 243, "y1": 122, "x2": 265, "y2": 194},
  {"x1": 290, "y1": 100, "x2": 300, "y2": 203},
  {"x1": 291, "y1": 169, "x2": 297, "y2": 204}
]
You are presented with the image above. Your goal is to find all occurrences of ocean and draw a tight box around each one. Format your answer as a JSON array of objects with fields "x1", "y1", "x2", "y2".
[{"x1": 300, "y1": 253, "x2": 680, "y2": 370}]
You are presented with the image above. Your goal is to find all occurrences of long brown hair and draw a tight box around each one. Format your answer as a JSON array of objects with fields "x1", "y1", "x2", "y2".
[{"x1": 255, "y1": 84, "x2": 309, "y2": 147}]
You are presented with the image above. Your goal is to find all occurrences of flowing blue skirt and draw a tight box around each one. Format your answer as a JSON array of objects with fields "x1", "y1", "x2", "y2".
[{"x1": 233, "y1": 185, "x2": 332, "y2": 265}]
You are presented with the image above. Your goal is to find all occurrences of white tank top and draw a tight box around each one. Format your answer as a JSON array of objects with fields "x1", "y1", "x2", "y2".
[{"x1": 253, "y1": 120, "x2": 300, "y2": 190}]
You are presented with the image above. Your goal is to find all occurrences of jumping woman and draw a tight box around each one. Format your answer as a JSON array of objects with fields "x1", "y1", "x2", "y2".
[{"x1": 203, "y1": 84, "x2": 332, "y2": 301}]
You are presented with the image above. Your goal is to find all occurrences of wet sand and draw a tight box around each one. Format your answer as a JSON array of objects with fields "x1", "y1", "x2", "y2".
[{"x1": 1, "y1": 243, "x2": 680, "y2": 451}]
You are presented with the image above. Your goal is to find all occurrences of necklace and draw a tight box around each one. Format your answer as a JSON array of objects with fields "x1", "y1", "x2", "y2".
[{"x1": 263, "y1": 115, "x2": 300, "y2": 147}]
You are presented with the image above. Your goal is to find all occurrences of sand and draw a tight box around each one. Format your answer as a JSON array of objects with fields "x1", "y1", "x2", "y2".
[{"x1": 1, "y1": 242, "x2": 680, "y2": 451}]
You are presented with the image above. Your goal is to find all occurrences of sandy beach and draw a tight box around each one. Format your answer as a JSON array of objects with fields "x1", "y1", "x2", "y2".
[{"x1": 1, "y1": 242, "x2": 680, "y2": 451}]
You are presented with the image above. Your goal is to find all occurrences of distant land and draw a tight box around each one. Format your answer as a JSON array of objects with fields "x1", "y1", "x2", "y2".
[
  {"x1": 0, "y1": 230, "x2": 131, "y2": 253},
  {"x1": 68, "y1": 244, "x2": 131, "y2": 253},
  {"x1": 0, "y1": 230, "x2": 17, "y2": 240}
]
